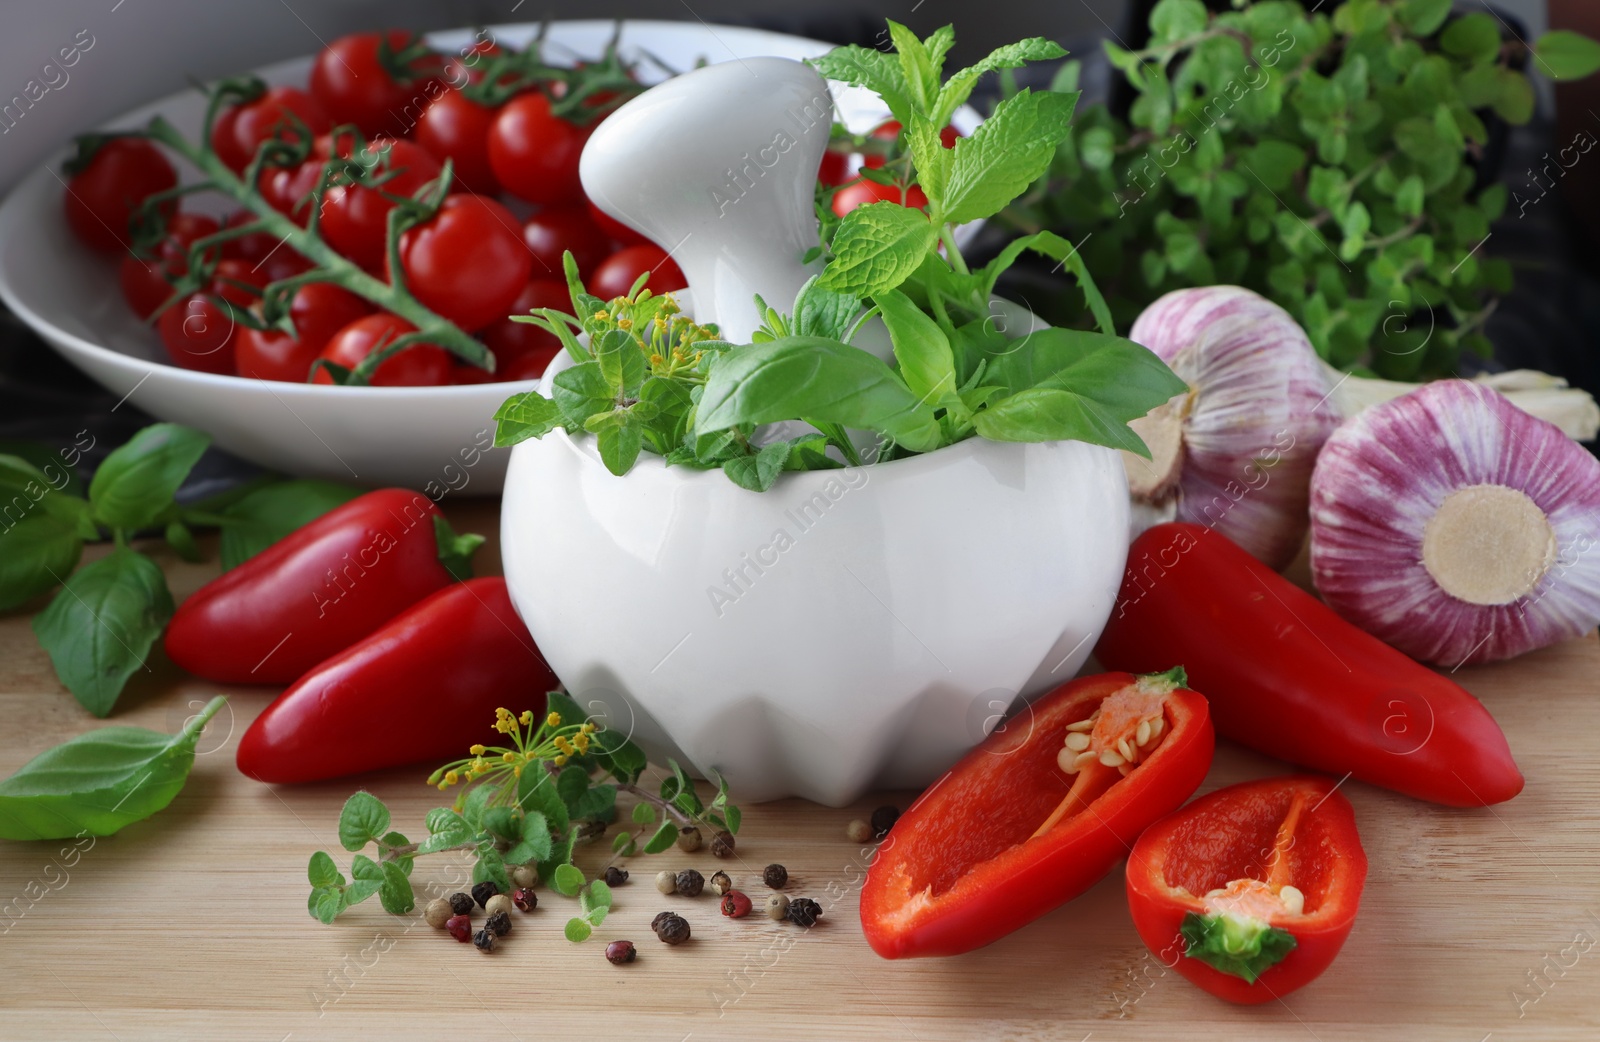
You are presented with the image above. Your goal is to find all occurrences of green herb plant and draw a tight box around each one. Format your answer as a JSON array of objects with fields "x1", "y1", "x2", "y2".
[
  {"x1": 493, "y1": 22, "x2": 1188, "y2": 491},
  {"x1": 1005, "y1": 0, "x2": 1600, "y2": 379},
  {"x1": 1, "y1": 423, "x2": 359, "y2": 716},
  {"x1": 307, "y1": 692, "x2": 742, "y2": 940}
]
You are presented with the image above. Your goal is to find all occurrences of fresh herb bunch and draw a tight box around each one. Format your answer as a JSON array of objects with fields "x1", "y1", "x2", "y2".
[
  {"x1": 1, "y1": 424, "x2": 357, "y2": 716},
  {"x1": 493, "y1": 22, "x2": 1188, "y2": 491},
  {"x1": 307, "y1": 692, "x2": 742, "y2": 937},
  {"x1": 1004, "y1": 0, "x2": 1600, "y2": 379}
]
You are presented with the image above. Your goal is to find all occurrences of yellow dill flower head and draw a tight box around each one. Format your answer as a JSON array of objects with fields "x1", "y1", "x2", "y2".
[
  {"x1": 592, "y1": 310, "x2": 609, "y2": 322},
  {"x1": 513, "y1": 765, "x2": 523, "y2": 778},
  {"x1": 520, "y1": 710, "x2": 534, "y2": 726},
  {"x1": 469, "y1": 744, "x2": 486, "y2": 756},
  {"x1": 554, "y1": 735, "x2": 575, "y2": 756},
  {"x1": 445, "y1": 770, "x2": 460, "y2": 785},
  {"x1": 554, "y1": 754, "x2": 568, "y2": 767},
  {"x1": 547, "y1": 712, "x2": 562, "y2": 728},
  {"x1": 618, "y1": 317, "x2": 633, "y2": 330},
  {"x1": 574, "y1": 732, "x2": 591, "y2": 753},
  {"x1": 581, "y1": 722, "x2": 596, "y2": 734},
  {"x1": 502, "y1": 751, "x2": 517, "y2": 764}
]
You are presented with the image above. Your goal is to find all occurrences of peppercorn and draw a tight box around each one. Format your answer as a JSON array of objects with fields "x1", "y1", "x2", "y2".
[
  {"x1": 484, "y1": 893, "x2": 514, "y2": 920},
  {"x1": 708, "y1": 870, "x2": 733, "y2": 896},
  {"x1": 656, "y1": 913, "x2": 691, "y2": 945},
  {"x1": 473, "y1": 926, "x2": 496, "y2": 952},
  {"x1": 655, "y1": 870, "x2": 677, "y2": 895},
  {"x1": 675, "y1": 868, "x2": 705, "y2": 897},
  {"x1": 512, "y1": 887, "x2": 538, "y2": 913},
  {"x1": 720, "y1": 890, "x2": 753, "y2": 918},
  {"x1": 710, "y1": 830, "x2": 736, "y2": 859},
  {"x1": 677, "y1": 826, "x2": 702, "y2": 852},
  {"x1": 845, "y1": 819, "x2": 873, "y2": 843},
  {"x1": 510, "y1": 864, "x2": 537, "y2": 889},
  {"x1": 486, "y1": 910, "x2": 512, "y2": 937},
  {"x1": 788, "y1": 897, "x2": 823, "y2": 928},
  {"x1": 765, "y1": 894, "x2": 790, "y2": 921},
  {"x1": 448, "y1": 892, "x2": 475, "y2": 916},
  {"x1": 604, "y1": 866, "x2": 629, "y2": 887},
  {"x1": 605, "y1": 939, "x2": 637, "y2": 965},
  {"x1": 424, "y1": 897, "x2": 453, "y2": 929},
  {"x1": 651, "y1": 910, "x2": 676, "y2": 933},
  {"x1": 446, "y1": 914, "x2": 472, "y2": 943},
  {"x1": 471, "y1": 880, "x2": 500, "y2": 909},
  {"x1": 871, "y1": 805, "x2": 900, "y2": 838},
  {"x1": 763, "y1": 864, "x2": 788, "y2": 889}
]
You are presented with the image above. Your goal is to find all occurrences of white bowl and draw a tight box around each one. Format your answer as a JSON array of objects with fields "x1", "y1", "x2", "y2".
[
  {"x1": 501, "y1": 381, "x2": 1132, "y2": 805},
  {"x1": 0, "y1": 20, "x2": 931, "y2": 491}
]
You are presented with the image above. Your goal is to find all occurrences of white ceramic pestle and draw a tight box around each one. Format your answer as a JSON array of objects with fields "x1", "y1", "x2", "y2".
[{"x1": 579, "y1": 57, "x2": 834, "y2": 343}]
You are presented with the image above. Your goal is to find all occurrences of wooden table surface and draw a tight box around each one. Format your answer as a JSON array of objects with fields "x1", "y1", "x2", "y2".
[{"x1": 2, "y1": 499, "x2": 1598, "y2": 1041}]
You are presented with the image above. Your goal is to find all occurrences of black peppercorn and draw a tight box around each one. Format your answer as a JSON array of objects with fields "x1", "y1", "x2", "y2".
[
  {"x1": 605, "y1": 939, "x2": 637, "y2": 965},
  {"x1": 448, "y1": 891, "x2": 475, "y2": 916},
  {"x1": 651, "y1": 910, "x2": 676, "y2": 934},
  {"x1": 512, "y1": 887, "x2": 538, "y2": 912},
  {"x1": 870, "y1": 805, "x2": 900, "y2": 839},
  {"x1": 473, "y1": 927, "x2": 496, "y2": 952},
  {"x1": 762, "y1": 863, "x2": 788, "y2": 889},
  {"x1": 604, "y1": 866, "x2": 629, "y2": 887},
  {"x1": 656, "y1": 913, "x2": 691, "y2": 945},
  {"x1": 486, "y1": 910, "x2": 512, "y2": 937},
  {"x1": 710, "y1": 830, "x2": 736, "y2": 858},
  {"x1": 675, "y1": 868, "x2": 704, "y2": 897},
  {"x1": 787, "y1": 897, "x2": 822, "y2": 928},
  {"x1": 471, "y1": 880, "x2": 500, "y2": 909}
]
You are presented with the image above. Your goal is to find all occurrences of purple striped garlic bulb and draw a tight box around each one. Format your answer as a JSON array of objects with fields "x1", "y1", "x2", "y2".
[
  {"x1": 1310, "y1": 380, "x2": 1600, "y2": 667},
  {"x1": 1126, "y1": 286, "x2": 1341, "y2": 570}
]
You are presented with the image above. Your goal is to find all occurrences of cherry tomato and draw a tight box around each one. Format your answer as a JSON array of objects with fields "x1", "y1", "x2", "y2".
[
  {"x1": 210, "y1": 86, "x2": 329, "y2": 173},
  {"x1": 322, "y1": 138, "x2": 442, "y2": 270},
  {"x1": 314, "y1": 314, "x2": 453, "y2": 387},
  {"x1": 64, "y1": 137, "x2": 178, "y2": 253},
  {"x1": 156, "y1": 259, "x2": 265, "y2": 375},
  {"x1": 488, "y1": 93, "x2": 586, "y2": 205},
  {"x1": 309, "y1": 30, "x2": 432, "y2": 138},
  {"x1": 481, "y1": 278, "x2": 567, "y2": 380},
  {"x1": 589, "y1": 244, "x2": 686, "y2": 301},
  {"x1": 414, "y1": 91, "x2": 501, "y2": 194},
  {"x1": 261, "y1": 156, "x2": 327, "y2": 224},
  {"x1": 831, "y1": 178, "x2": 929, "y2": 218},
  {"x1": 585, "y1": 197, "x2": 646, "y2": 247},
  {"x1": 118, "y1": 212, "x2": 220, "y2": 319},
  {"x1": 862, "y1": 119, "x2": 960, "y2": 170},
  {"x1": 440, "y1": 37, "x2": 502, "y2": 88},
  {"x1": 398, "y1": 194, "x2": 531, "y2": 332},
  {"x1": 236, "y1": 283, "x2": 373, "y2": 383},
  {"x1": 522, "y1": 207, "x2": 609, "y2": 276},
  {"x1": 818, "y1": 149, "x2": 853, "y2": 186}
]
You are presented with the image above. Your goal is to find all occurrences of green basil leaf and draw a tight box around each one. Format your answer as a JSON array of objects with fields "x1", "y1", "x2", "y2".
[
  {"x1": 974, "y1": 387, "x2": 1151, "y2": 455},
  {"x1": 990, "y1": 328, "x2": 1188, "y2": 418},
  {"x1": 0, "y1": 453, "x2": 93, "y2": 533},
  {"x1": 215, "y1": 479, "x2": 361, "y2": 571},
  {"x1": 695, "y1": 336, "x2": 941, "y2": 452},
  {"x1": 377, "y1": 860, "x2": 414, "y2": 914},
  {"x1": 31, "y1": 549, "x2": 174, "y2": 717},
  {"x1": 0, "y1": 440, "x2": 86, "y2": 499},
  {"x1": 1439, "y1": 13, "x2": 1500, "y2": 64},
  {"x1": 940, "y1": 89, "x2": 1080, "y2": 225},
  {"x1": 1535, "y1": 30, "x2": 1600, "y2": 81},
  {"x1": 338, "y1": 791, "x2": 391, "y2": 851},
  {"x1": 875, "y1": 288, "x2": 959, "y2": 411},
  {"x1": 782, "y1": 433, "x2": 843, "y2": 471},
  {"x1": 722, "y1": 440, "x2": 792, "y2": 492},
  {"x1": 88, "y1": 424, "x2": 210, "y2": 531},
  {"x1": 163, "y1": 521, "x2": 201, "y2": 563},
  {"x1": 792, "y1": 276, "x2": 862, "y2": 342},
  {"x1": 494, "y1": 391, "x2": 566, "y2": 447},
  {"x1": 0, "y1": 514, "x2": 83, "y2": 612},
  {"x1": 0, "y1": 695, "x2": 224, "y2": 840},
  {"x1": 818, "y1": 202, "x2": 939, "y2": 299}
]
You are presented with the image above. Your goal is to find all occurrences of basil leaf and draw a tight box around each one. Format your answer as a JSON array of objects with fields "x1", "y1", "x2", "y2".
[
  {"x1": 985, "y1": 329, "x2": 1187, "y2": 421},
  {"x1": 337, "y1": 791, "x2": 391, "y2": 851},
  {"x1": 214, "y1": 479, "x2": 362, "y2": 571},
  {"x1": 791, "y1": 276, "x2": 861, "y2": 342},
  {"x1": 722, "y1": 440, "x2": 792, "y2": 492},
  {"x1": 31, "y1": 549, "x2": 174, "y2": 717},
  {"x1": 0, "y1": 439, "x2": 86, "y2": 499},
  {"x1": 818, "y1": 203, "x2": 939, "y2": 299},
  {"x1": 0, "y1": 695, "x2": 224, "y2": 840},
  {"x1": 782, "y1": 433, "x2": 843, "y2": 471},
  {"x1": 940, "y1": 89, "x2": 1080, "y2": 226},
  {"x1": 875, "y1": 288, "x2": 958, "y2": 411},
  {"x1": 0, "y1": 454, "x2": 94, "y2": 535},
  {"x1": 88, "y1": 424, "x2": 210, "y2": 531},
  {"x1": 1534, "y1": 30, "x2": 1600, "y2": 81},
  {"x1": 695, "y1": 336, "x2": 941, "y2": 452},
  {"x1": 0, "y1": 514, "x2": 83, "y2": 612},
  {"x1": 973, "y1": 387, "x2": 1151, "y2": 455}
]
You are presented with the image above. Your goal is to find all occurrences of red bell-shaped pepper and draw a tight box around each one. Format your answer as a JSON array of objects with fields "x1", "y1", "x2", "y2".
[
  {"x1": 1126, "y1": 775, "x2": 1368, "y2": 1004},
  {"x1": 166, "y1": 488, "x2": 482, "y2": 684},
  {"x1": 236, "y1": 577, "x2": 557, "y2": 783},
  {"x1": 1096, "y1": 523, "x2": 1523, "y2": 807},
  {"x1": 860, "y1": 669, "x2": 1213, "y2": 959}
]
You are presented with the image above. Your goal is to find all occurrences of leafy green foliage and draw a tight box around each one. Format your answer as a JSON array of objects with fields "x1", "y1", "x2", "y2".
[{"x1": 1007, "y1": 0, "x2": 1599, "y2": 378}]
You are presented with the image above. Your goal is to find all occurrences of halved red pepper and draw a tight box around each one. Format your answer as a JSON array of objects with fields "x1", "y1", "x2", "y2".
[
  {"x1": 236, "y1": 577, "x2": 557, "y2": 783},
  {"x1": 860, "y1": 669, "x2": 1213, "y2": 958},
  {"x1": 1126, "y1": 775, "x2": 1367, "y2": 1004},
  {"x1": 166, "y1": 488, "x2": 482, "y2": 684},
  {"x1": 1096, "y1": 523, "x2": 1523, "y2": 807}
]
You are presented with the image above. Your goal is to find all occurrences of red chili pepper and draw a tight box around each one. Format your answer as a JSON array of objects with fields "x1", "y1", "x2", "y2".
[
  {"x1": 859, "y1": 670, "x2": 1213, "y2": 959},
  {"x1": 165, "y1": 488, "x2": 482, "y2": 684},
  {"x1": 1096, "y1": 523, "x2": 1523, "y2": 806},
  {"x1": 1126, "y1": 775, "x2": 1367, "y2": 1004},
  {"x1": 236, "y1": 577, "x2": 557, "y2": 784}
]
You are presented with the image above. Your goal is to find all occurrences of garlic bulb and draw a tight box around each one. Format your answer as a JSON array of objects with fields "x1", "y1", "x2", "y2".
[
  {"x1": 1310, "y1": 380, "x2": 1600, "y2": 667},
  {"x1": 1126, "y1": 287, "x2": 1341, "y2": 570}
]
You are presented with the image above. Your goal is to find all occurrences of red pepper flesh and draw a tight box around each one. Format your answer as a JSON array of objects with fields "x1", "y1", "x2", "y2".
[
  {"x1": 165, "y1": 488, "x2": 478, "y2": 684},
  {"x1": 860, "y1": 671, "x2": 1214, "y2": 959},
  {"x1": 236, "y1": 577, "x2": 557, "y2": 783},
  {"x1": 1126, "y1": 775, "x2": 1367, "y2": 1004},
  {"x1": 1096, "y1": 523, "x2": 1523, "y2": 807}
]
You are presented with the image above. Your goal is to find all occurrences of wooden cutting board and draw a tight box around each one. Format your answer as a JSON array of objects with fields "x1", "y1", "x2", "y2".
[{"x1": 1, "y1": 500, "x2": 1596, "y2": 1041}]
